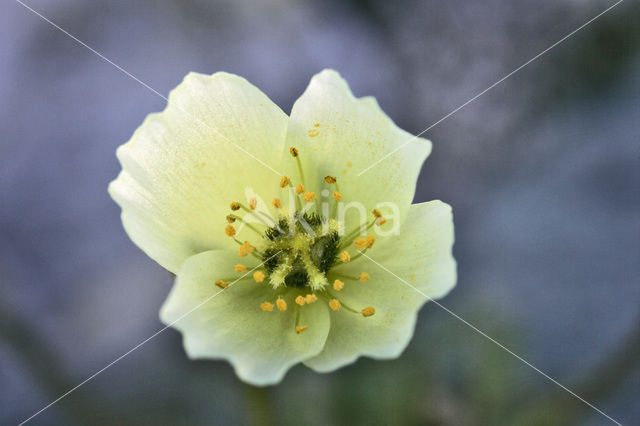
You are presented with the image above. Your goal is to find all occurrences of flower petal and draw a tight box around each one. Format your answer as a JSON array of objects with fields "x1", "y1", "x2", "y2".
[
  {"x1": 282, "y1": 69, "x2": 431, "y2": 226},
  {"x1": 160, "y1": 250, "x2": 330, "y2": 386},
  {"x1": 304, "y1": 200, "x2": 456, "y2": 372},
  {"x1": 109, "y1": 72, "x2": 288, "y2": 273}
]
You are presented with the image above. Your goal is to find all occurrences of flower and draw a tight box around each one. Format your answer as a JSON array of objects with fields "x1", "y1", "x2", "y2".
[{"x1": 109, "y1": 69, "x2": 456, "y2": 386}]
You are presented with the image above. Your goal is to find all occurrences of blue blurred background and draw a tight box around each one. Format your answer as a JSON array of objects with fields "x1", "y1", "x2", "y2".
[{"x1": 1, "y1": 0, "x2": 638, "y2": 424}]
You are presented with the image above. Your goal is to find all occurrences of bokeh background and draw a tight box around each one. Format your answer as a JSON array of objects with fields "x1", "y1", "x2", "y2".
[{"x1": 1, "y1": 0, "x2": 638, "y2": 424}]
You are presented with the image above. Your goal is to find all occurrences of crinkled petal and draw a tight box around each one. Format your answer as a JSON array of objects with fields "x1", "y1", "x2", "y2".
[
  {"x1": 282, "y1": 69, "x2": 431, "y2": 226},
  {"x1": 160, "y1": 250, "x2": 330, "y2": 386},
  {"x1": 304, "y1": 200, "x2": 456, "y2": 372},
  {"x1": 109, "y1": 72, "x2": 288, "y2": 273}
]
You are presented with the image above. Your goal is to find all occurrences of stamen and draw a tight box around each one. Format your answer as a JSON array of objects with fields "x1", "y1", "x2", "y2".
[
  {"x1": 296, "y1": 183, "x2": 305, "y2": 194},
  {"x1": 354, "y1": 235, "x2": 375, "y2": 249},
  {"x1": 360, "y1": 272, "x2": 370, "y2": 282},
  {"x1": 324, "y1": 175, "x2": 337, "y2": 184},
  {"x1": 372, "y1": 209, "x2": 382, "y2": 218},
  {"x1": 230, "y1": 202, "x2": 241, "y2": 211},
  {"x1": 238, "y1": 241, "x2": 255, "y2": 257},
  {"x1": 361, "y1": 306, "x2": 376, "y2": 317},
  {"x1": 290, "y1": 146, "x2": 306, "y2": 188},
  {"x1": 295, "y1": 295, "x2": 306, "y2": 306},
  {"x1": 226, "y1": 215, "x2": 236, "y2": 223},
  {"x1": 375, "y1": 216, "x2": 387, "y2": 226},
  {"x1": 228, "y1": 214, "x2": 263, "y2": 235},
  {"x1": 253, "y1": 271, "x2": 265, "y2": 282},
  {"x1": 333, "y1": 279, "x2": 344, "y2": 291},
  {"x1": 260, "y1": 302, "x2": 274, "y2": 312},
  {"x1": 329, "y1": 298, "x2": 341, "y2": 311},
  {"x1": 234, "y1": 264, "x2": 247, "y2": 273},
  {"x1": 280, "y1": 176, "x2": 290, "y2": 188},
  {"x1": 295, "y1": 325, "x2": 308, "y2": 334},
  {"x1": 272, "y1": 198, "x2": 282, "y2": 208},
  {"x1": 215, "y1": 280, "x2": 228, "y2": 289},
  {"x1": 249, "y1": 197, "x2": 258, "y2": 210},
  {"x1": 340, "y1": 251, "x2": 351, "y2": 262},
  {"x1": 225, "y1": 224, "x2": 236, "y2": 236},
  {"x1": 332, "y1": 191, "x2": 343, "y2": 201},
  {"x1": 276, "y1": 298, "x2": 287, "y2": 311},
  {"x1": 303, "y1": 192, "x2": 316, "y2": 201},
  {"x1": 304, "y1": 294, "x2": 318, "y2": 304}
]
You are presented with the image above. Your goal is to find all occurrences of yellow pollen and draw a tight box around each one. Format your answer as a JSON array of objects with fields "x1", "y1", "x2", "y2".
[
  {"x1": 329, "y1": 299, "x2": 341, "y2": 311},
  {"x1": 354, "y1": 237, "x2": 367, "y2": 248},
  {"x1": 280, "y1": 176, "x2": 290, "y2": 187},
  {"x1": 324, "y1": 175, "x2": 337, "y2": 184},
  {"x1": 215, "y1": 280, "x2": 228, "y2": 289},
  {"x1": 314, "y1": 122, "x2": 320, "y2": 127},
  {"x1": 253, "y1": 271, "x2": 265, "y2": 282},
  {"x1": 276, "y1": 298, "x2": 287, "y2": 311},
  {"x1": 375, "y1": 216, "x2": 387, "y2": 226},
  {"x1": 272, "y1": 198, "x2": 282, "y2": 208},
  {"x1": 355, "y1": 235, "x2": 375, "y2": 249},
  {"x1": 340, "y1": 251, "x2": 351, "y2": 262},
  {"x1": 333, "y1": 279, "x2": 345, "y2": 291},
  {"x1": 362, "y1": 306, "x2": 376, "y2": 317},
  {"x1": 260, "y1": 302, "x2": 274, "y2": 312},
  {"x1": 225, "y1": 224, "x2": 236, "y2": 236},
  {"x1": 296, "y1": 183, "x2": 305, "y2": 194},
  {"x1": 303, "y1": 192, "x2": 316, "y2": 201},
  {"x1": 295, "y1": 295, "x2": 306, "y2": 306},
  {"x1": 295, "y1": 325, "x2": 308, "y2": 334},
  {"x1": 304, "y1": 294, "x2": 318, "y2": 304},
  {"x1": 333, "y1": 191, "x2": 343, "y2": 201},
  {"x1": 238, "y1": 241, "x2": 255, "y2": 257},
  {"x1": 249, "y1": 197, "x2": 258, "y2": 210},
  {"x1": 226, "y1": 215, "x2": 236, "y2": 223},
  {"x1": 372, "y1": 209, "x2": 382, "y2": 217},
  {"x1": 360, "y1": 272, "x2": 370, "y2": 282},
  {"x1": 289, "y1": 147, "x2": 299, "y2": 157},
  {"x1": 230, "y1": 202, "x2": 241, "y2": 211},
  {"x1": 234, "y1": 264, "x2": 247, "y2": 273}
]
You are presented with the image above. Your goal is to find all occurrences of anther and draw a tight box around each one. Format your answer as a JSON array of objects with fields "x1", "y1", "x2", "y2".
[
  {"x1": 333, "y1": 279, "x2": 344, "y2": 291},
  {"x1": 372, "y1": 209, "x2": 382, "y2": 218},
  {"x1": 332, "y1": 191, "x2": 343, "y2": 201},
  {"x1": 340, "y1": 251, "x2": 351, "y2": 262},
  {"x1": 280, "y1": 176, "x2": 290, "y2": 187},
  {"x1": 289, "y1": 147, "x2": 299, "y2": 157},
  {"x1": 249, "y1": 197, "x2": 258, "y2": 210},
  {"x1": 303, "y1": 192, "x2": 316, "y2": 201},
  {"x1": 272, "y1": 198, "x2": 282, "y2": 208},
  {"x1": 354, "y1": 235, "x2": 375, "y2": 249},
  {"x1": 234, "y1": 264, "x2": 247, "y2": 273},
  {"x1": 238, "y1": 241, "x2": 255, "y2": 257},
  {"x1": 360, "y1": 272, "x2": 370, "y2": 282},
  {"x1": 329, "y1": 299, "x2": 341, "y2": 311},
  {"x1": 225, "y1": 224, "x2": 236, "y2": 236},
  {"x1": 260, "y1": 302, "x2": 274, "y2": 312},
  {"x1": 361, "y1": 306, "x2": 376, "y2": 317},
  {"x1": 253, "y1": 271, "x2": 265, "y2": 282},
  {"x1": 304, "y1": 294, "x2": 318, "y2": 304},
  {"x1": 230, "y1": 202, "x2": 241, "y2": 211},
  {"x1": 295, "y1": 295, "x2": 306, "y2": 306},
  {"x1": 295, "y1": 325, "x2": 308, "y2": 334},
  {"x1": 296, "y1": 183, "x2": 305, "y2": 194},
  {"x1": 324, "y1": 175, "x2": 337, "y2": 184},
  {"x1": 276, "y1": 298, "x2": 287, "y2": 311},
  {"x1": 215, "y1": 280, "x2": 228, "y2": 289},
  {"x1": 375, "y1": 216, "x2": 387, "y2": 226},
  {"x1": 226, "y1": 215, "x2": 236, "y2": 223}
]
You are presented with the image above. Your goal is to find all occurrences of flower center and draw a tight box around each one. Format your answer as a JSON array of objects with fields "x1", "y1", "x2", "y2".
[{"x1": 217, "y1": 146, "x2": 384, "y2": 334}]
